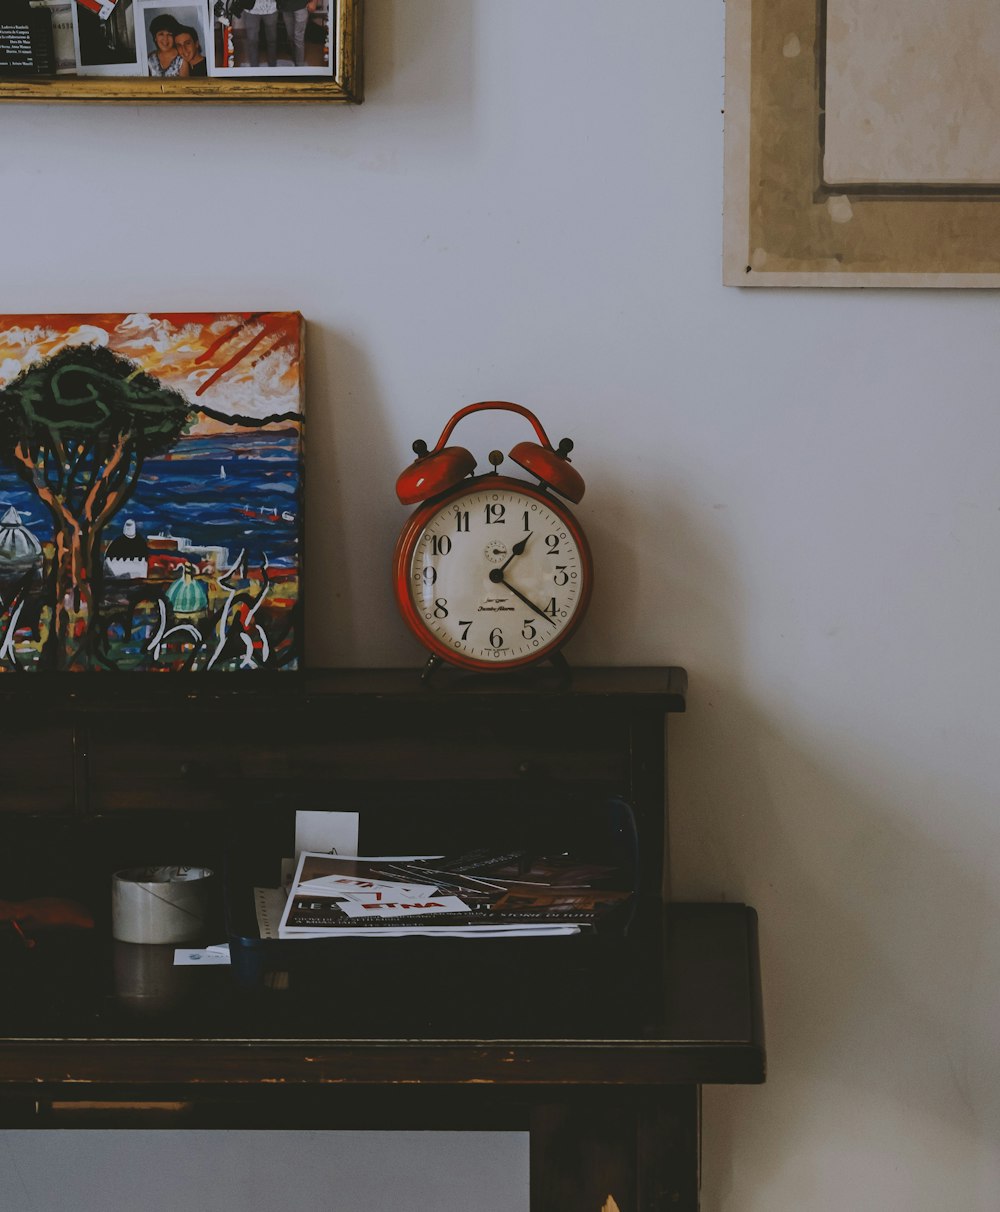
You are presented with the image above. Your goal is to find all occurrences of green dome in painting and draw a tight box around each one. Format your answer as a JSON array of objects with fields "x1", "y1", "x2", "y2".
[{"x1": 165, "y1": 569, "x2": 208, "y2": 615}]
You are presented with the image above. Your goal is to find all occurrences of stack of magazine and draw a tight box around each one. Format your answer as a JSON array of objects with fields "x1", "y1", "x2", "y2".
[{"x1": 271, "y1": 849, "x2": 633, "y2": 940}]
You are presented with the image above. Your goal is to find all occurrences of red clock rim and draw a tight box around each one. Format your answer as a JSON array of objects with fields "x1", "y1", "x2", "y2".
[{"x1": 393, "y1": 475, "x2": 593, "y2": 672}]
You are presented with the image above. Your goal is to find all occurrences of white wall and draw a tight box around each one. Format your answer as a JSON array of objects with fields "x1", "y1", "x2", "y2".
[{"x1": 3, "y1": 1, "x2": 1000, "y2": 1208}]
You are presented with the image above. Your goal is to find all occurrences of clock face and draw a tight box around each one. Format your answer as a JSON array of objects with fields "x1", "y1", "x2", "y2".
[{"x1": 396, "y1": 478, "x2": 592, "y2": 669}]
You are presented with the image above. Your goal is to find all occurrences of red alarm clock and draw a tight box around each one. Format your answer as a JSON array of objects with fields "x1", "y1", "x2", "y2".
[{"x1": 393, "y1": 401, "x2": 593, "y2": 673}]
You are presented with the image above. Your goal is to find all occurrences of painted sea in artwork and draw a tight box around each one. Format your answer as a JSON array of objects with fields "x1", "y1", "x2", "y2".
[{"x1": 0, "y1": 313, "x2": 303, "y2": 672}]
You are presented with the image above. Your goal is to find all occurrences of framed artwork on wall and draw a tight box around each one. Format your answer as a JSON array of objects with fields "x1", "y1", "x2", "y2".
[
  {"x1": 0, "y1": 312, "x2": 304, "y2": 673},
  {"x1": 724, "y1": 0, "x2": 1000, "y2": 286},
  {"x1": 0, "y1": 0, "x2": 361, "y2": 102}
]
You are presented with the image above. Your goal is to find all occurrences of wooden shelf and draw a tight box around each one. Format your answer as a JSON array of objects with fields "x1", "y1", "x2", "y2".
[
  {"x1": 0, "y1": 664, "x2": 688, "y2": 709},
  {"x1": 0, "y1": 666, "x2": 761, "y2": 1208},
  {"x1": 0, "y1": 904, "x2": 762, "y2": 1120}
]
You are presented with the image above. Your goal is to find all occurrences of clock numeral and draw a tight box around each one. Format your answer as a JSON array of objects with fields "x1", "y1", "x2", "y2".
[
  {"x1": 459, "y1": 620, "x2": 472, "y2": 641},
  {"x1": 455, "y1": 511, "x2": 469, "y2": 533},
  {"x1": 553, "y1": 565, "x2": 569, "y2": 586},
  {"x1": 544, "y1": 598, "x2": 557, "y2": 617},
  {"x1": 433, "y1": 598, "x2": 449, "y2": 618},
  {"x1": 431, "y1": 535, "x2": 452, "y2": 556},
  {"x1": 484, "y1": 503, "x2": 506, "y2": 525},
  {"x1": 489, "y1": 627, "x2": 504, "y2": 648},
  {"x1": 522, "y1": 511, "x2": 530, "y2": 531},
  {"x1": 545, "y1": 534, "x2": 560, "y2": 553},
  {"x1": 422, "y1": 566, "x2": 437, "y2": 585},
  {"x1": 521, "y1": 618, "x2": 536, "y2": 640}
]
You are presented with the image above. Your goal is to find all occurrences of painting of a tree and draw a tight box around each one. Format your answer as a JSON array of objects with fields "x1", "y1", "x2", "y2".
[
  {"x1": 0, "y1": 313, "x2": 304, "y2": 675},
  {"x1": 0, "y1": 345, "x2": 192, "y2": 668}
]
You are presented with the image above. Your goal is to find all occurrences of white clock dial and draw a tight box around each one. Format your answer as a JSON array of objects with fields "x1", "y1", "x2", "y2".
[{"x1": 406, "y1": 484, "x2": 587, "y2": 665}]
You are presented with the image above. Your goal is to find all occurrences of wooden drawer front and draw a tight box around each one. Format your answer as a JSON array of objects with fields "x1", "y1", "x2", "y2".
[
  {"x1": 84, "y1": 711, "x2": 629, "y2": 813},
  {"x1": 0, "y1": 726, "x2": 75, "y2": 813}
]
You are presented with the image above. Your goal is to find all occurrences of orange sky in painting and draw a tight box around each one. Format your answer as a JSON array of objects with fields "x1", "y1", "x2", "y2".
[{"x1": 0, "y1": 312, "x2": 303, "y2": 436}]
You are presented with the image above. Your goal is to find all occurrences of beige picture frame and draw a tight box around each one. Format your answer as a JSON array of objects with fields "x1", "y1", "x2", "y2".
[{"x1": 724, "y1": 0, "x2": 1000, "y2": 286}]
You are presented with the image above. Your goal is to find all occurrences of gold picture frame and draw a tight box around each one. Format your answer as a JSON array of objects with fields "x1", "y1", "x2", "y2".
[
  {"x1": 0, "y1": 0, "x2": 362, "y2": 103},
  {"x1": 724, "y1": 0, "x2": 1000, "y2": 286}
]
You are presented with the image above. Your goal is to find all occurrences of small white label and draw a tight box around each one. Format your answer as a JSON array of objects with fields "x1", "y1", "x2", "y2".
[{"x1": 173, "y1": 946, "x2": 231, "y2": 966}]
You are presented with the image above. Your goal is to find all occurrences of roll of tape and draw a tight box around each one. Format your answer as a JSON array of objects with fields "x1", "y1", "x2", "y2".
[{"x1": 111, "y1": 866, "x2": 212, "y2": 945}]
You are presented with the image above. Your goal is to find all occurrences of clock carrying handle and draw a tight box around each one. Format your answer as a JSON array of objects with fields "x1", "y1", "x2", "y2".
[
  {"x1": 431, "y1": 401, "x2": 554, "y2": 451},
  {"x1": 396, "y1": 401, "x2": 585, "y2": 505}
]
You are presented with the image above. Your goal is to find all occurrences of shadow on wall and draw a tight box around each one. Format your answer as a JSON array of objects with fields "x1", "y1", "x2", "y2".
[
  {"x1": 363, "y1": 0, "x2": 477, "y2": 152},
  {"x1": 690, "y1": 692, "x2": 1000, "y2": 1208},
  {"x1": 304, "y1": 328, "x2": 408, "y2": 667},
  {"x1": 658, "y1": 502, "x2": 1000, "y2": 1208}
]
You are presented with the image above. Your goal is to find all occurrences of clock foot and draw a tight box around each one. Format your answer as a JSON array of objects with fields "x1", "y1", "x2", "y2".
[
  {"x1": 419, "y1": 654, "x2": 445, "y2": 684},
  {"x1": 417, "y1": 653, "x2": 573, "y2": 689},
  {"x1": 547, "y1": 650, "x2": 572, "y2": 684}
]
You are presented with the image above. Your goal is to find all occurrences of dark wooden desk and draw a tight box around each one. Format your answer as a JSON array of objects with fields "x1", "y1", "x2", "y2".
[{"x1": 0, "y1": 668, "x2": 764, "y2": 1210}]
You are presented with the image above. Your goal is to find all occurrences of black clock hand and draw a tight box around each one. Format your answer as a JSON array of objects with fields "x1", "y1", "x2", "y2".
[
  {"x1": 489, "y1": 572, "x2": 557, "y2": 626},
  {"x1": 498, "y1": 532, "x2": 531, "y2": 572}
]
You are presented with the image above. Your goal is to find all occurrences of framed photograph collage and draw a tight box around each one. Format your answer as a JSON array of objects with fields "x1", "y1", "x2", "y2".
[{"x1": 0, "y1": 0, "x2": 361, "y2": 101}]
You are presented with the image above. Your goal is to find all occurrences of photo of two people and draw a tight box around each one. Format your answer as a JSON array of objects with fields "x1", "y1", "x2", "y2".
[
  {"x1": 216, "y1": 0, "x2": 329, "y2": 75},
  {"x1": 140, "y1": 6, "x2": 206, "y2": 76}
]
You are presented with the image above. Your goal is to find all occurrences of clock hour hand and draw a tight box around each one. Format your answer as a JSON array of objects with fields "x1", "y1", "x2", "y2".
[
  {"x1": 498, "y1": 532, "x2": 531, "y2": 572},
  {"x1": 488, "y1": 571, "x2": 557, "y2": 626}
]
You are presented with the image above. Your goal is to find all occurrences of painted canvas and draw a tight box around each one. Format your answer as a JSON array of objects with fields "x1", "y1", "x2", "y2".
[{"x1": 0, "y1": 312, "x2": 303, "y2": 672}]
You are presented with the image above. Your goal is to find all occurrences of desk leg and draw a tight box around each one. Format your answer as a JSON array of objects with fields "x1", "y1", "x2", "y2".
[{"x1": 529, "y1": 1086, "x2": 699, "y2": 1211}]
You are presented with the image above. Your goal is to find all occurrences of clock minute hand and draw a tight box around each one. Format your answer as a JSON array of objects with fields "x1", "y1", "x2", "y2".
[{"x1": 491, "y1": 573, "x2": 557, "y2": 627}]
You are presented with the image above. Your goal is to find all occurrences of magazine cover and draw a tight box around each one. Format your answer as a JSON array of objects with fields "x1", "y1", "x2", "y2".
[{"x1": 278, "y1": 851, "x2": 633, "y2": 936}]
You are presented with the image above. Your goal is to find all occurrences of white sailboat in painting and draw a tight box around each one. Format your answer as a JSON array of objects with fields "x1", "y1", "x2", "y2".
[{"x1": 220, "y1": 465, "x2": 227, "y2": 480}]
